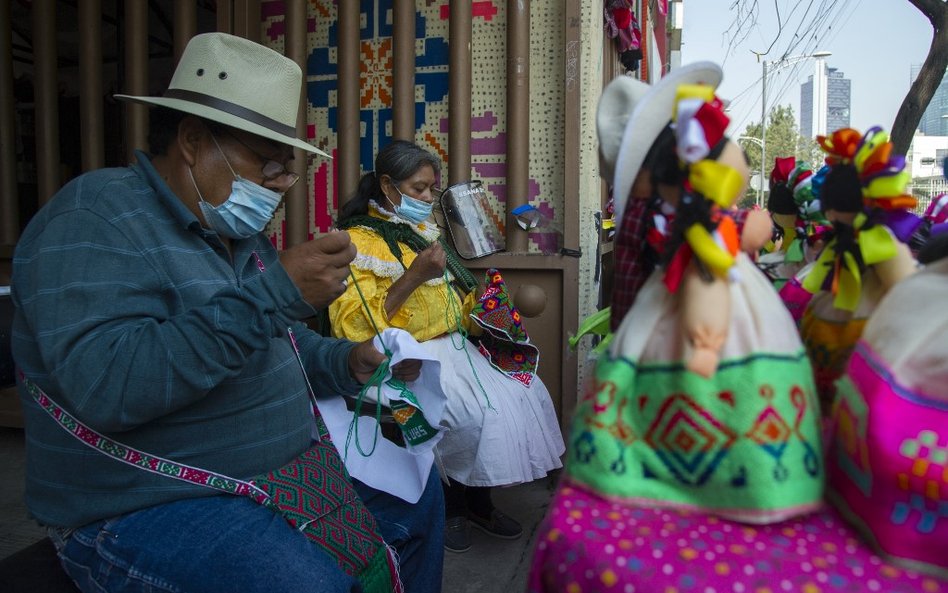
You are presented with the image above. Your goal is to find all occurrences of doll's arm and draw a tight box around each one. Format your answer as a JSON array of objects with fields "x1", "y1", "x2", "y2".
[
  {"x1": 875, "y1": 240, "x2": 917, "y2": 292},
  {"x1": 680, "y1": 263, "x2": 730, "y2": 378},
  {"x1": 741, "y1": 210, "x2": 775, "y2": 255}
]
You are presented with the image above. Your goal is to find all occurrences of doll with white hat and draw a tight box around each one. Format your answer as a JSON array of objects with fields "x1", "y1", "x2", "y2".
[{"x1": 561, "y1": 66, "x2": 824, "y2": 525}]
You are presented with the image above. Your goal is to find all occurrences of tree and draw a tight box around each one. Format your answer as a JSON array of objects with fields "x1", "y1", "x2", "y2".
[
  {"x1": 891, "y1": 0, "x2": 948, "y2": 154},
  {"x1": 737, "y1": 105, "x2": 822, "y2": 208}
]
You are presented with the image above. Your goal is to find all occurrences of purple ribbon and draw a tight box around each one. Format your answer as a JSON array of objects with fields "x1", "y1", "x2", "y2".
[{"x1": 877, "y1": 209, "x2": 924, "y2": 243}]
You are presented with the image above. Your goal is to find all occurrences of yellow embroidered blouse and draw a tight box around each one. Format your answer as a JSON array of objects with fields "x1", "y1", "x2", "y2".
[{"x1": 328, "y1": 204, "x2": 477, "y2": 344}]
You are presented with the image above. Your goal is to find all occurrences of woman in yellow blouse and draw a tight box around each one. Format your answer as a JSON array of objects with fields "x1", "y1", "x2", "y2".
[{"x1": 330, "y1": 141, "x2": 565, "y2": 554}]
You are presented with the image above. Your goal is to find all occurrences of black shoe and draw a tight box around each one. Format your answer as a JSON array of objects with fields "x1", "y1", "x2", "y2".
[
  {"x1": 467, "y1": 509, "x2": 523, "y2": 540},
  {"x1": 444, "y1": 516, "x2": 472, "y2": 553}
]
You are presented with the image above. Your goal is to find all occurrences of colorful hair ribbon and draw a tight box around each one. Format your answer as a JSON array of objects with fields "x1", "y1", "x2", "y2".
[
  {"x1": 816, "y1": 128, "x2": 862, "y2": 165},
  {"x1": 801, "y1": 214, "x2": 899, "y2": 311},
  {"x1": 770, "y1": 156, "x2": 796, "y2": 187}
]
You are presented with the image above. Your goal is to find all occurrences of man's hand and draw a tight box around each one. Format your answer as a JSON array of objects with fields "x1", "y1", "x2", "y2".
[
  {"x1": 280, "y1": 231, "x2": 357, "y2": 309},
  {"x1": 348, "y1": 339, "x2": 423, "y2": 385}
]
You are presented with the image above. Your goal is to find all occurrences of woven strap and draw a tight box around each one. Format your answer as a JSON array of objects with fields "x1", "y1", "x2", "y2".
[{"x1": 20, "y1": 374, "x2": 272, "y2": 504}]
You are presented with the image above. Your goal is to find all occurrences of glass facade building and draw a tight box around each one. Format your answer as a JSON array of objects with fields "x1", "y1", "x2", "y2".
[{"x1": 801, "y1": 66, "x2": 851, "y2": 140}]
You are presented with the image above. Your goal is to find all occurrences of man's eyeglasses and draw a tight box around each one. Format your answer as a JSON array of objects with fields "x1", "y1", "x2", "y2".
[{"x1": 221, "y1": 128, "x2": 301, "y2": 190}]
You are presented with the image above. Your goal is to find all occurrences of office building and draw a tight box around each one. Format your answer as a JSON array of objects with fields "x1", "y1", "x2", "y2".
[{"x1": 800, "y1": 62, "x2": 851, "y2": 140}]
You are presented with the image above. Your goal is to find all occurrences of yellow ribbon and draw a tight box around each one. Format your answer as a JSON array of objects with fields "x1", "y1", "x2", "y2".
[
  {"x1": 684, "y1": 223, "x2": 735, "y2": 279},
  {"x1": 801, "y1": 214, "x2": 898, "y2": 311},
  {"x1": 672, "y1": 84, "x2": 716, "y2": 118},
  {"x1": 853, "y1": 129, "x2": 889, "y2": 171},
  {"x1": 689, "y1": 160, "x2": 744, "y2": 209},
  {"x1": 864, "y1": 170, "x2": 910, "y2": 199}
]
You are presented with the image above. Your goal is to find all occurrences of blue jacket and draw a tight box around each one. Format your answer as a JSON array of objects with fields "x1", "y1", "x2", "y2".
[{"x1": 12, "y1": 152, "x2": 362, "y2": 527}]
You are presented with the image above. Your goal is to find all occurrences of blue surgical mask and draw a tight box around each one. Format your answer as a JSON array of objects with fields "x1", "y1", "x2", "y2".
[
  {"x1": 389, "y1": 186, "x2": 433, "y2": 224},
  {"x1": 188, "y1": 135, "x2": 284, "y2": 239}
]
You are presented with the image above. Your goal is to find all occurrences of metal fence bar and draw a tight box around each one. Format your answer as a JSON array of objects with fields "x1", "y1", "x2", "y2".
[
  {"x1": 392, "y1": 0, "x2": 416, "y2": 142},
  {"x1": 336, "y1": 0, "x2": 360, "y2": 207},
  {"x1": 0, "y1": 0, "x2": 18, "y2": 243},
  {"x1": 124, "y1": 0, "x2": 149, "y2": 161},
  {"x1": 79, "y1": 0, "x2": 105, "y2": 172},
  {"x1": 32, "y1": 0, "x2": 60, "y2": 205},
  {"x1": 173, "y1": 0, "x2": 197, "y2": 64},
  {"x1": 448, "y1": 0, "x2": 472, "y2": 186},
  {"x1": 284, "y1": 0, "x2": 309, "y2": 246},
  {"x1": 505, "y1": 0, "x2": 530, "y2": 251}
]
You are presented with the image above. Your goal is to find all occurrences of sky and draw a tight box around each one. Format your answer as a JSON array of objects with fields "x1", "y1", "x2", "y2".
[{"x1": 679, "y1": 0, "x2": 935, "y2": 139}]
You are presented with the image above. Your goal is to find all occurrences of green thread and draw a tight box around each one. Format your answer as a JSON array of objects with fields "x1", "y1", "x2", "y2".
[
  {"x1": 444, "y1": 271, "x2": 496, "y2": 412},
  {"x1": 344, "y1": 266, "x2": 390, "y2": 459}
]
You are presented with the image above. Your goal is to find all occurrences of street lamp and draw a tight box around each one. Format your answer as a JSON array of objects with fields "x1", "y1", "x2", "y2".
[
  {"x1": 737, "y1": 136, "x2": 765, "y2": 207},
  {"x1": 759, "y1": 50, "x2": 831, "y2": 210}
]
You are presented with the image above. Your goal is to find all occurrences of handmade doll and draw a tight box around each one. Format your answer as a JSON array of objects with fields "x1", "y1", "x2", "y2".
[
  {"x1": 762, "y1": 156, "x2": 799, "y2": 254},
  {"x1": 758, "y1": 157, "x2": 810, "y2": 289},
  {"x1": 774, "y1": 164, "x2": 833, "y2": 321},
  {"x1": 799, "y1": 127, "x2": 917, "y2": 411},
  {"x1": 826, "y1": 245, "x2": 948, "y2": 578},
  {"x1": 565, "y1": 83, "x2": 823, "y2": 524}
]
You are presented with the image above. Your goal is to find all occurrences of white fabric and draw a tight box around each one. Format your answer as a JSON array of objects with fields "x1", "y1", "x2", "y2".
[
  {"x1": 423, "y1": 334, "x2": 566, "y2": 487},
  {"x1": 611, "y1": 253, "x2": 804, "y2": 362},
  {"x1": 315, "y1": 328, "x2": 447, "y2": 503},
  {"x1": 860, "y1": 257, "x2": 948, "y2": 399}
]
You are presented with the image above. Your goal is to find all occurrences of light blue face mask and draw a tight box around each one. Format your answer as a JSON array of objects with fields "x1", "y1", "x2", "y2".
[
  {"x1": 389, "y1": 185, "x2": 433, "y2": 224},
  {"x1": 188, "y1": 135, "x2": 284, "y2": 239}
]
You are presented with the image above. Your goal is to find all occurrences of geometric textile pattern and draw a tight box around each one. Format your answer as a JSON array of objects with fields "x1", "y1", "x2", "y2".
[
  {"x1": 258, "y1": 0, "x2": 563, "y2": 254},
  {"x1": 566, "y1": 349, "x2": 824, "y2": 524},
  {"x1": 529, "y1": 482, "x2": 948, "y2": 593},
  {"x1": 828, "y1": 343, "x2": 948, "y2": 579},
  {"x1": 894, "y1": 430, "x2": 948, "y2": 534},
  {"x1": 252, "y1": 437, "x2": 397, "y2": 592}
]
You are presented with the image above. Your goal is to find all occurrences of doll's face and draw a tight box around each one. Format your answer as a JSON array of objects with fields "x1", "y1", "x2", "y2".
[{"x1": 714, "y1": 140, "x2": 751, "y2": 200}]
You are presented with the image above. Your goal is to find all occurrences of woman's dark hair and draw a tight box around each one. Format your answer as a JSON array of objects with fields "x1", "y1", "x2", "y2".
[
  {"x1": 338, "y1": 140, "x2": 442, "y2": 224},
  {"x1": 147, "y1": 106, "x2": 188, "y2": 155}
]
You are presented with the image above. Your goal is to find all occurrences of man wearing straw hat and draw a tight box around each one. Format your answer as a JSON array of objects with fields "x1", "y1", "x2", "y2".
[{"x1": 11, "y1": 33, "x2": 444, "y2": 592}]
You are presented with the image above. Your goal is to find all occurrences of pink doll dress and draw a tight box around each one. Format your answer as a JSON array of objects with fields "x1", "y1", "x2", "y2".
[{"x1": 826, "y1": 257, "x2": 948, "y2": 579}]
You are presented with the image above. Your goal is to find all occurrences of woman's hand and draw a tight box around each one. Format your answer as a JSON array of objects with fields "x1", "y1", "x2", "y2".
[
  {"x1": 407, "y1": 242, "x2": 447, "y2": 283},
  {"x1": 348, "y1": 339, "x2": 423, "y2": 384}
]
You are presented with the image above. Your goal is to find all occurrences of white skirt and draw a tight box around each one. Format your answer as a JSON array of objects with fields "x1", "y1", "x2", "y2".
[{"x1": 423, "y1": 333, "x2": 565, "y2": 487}]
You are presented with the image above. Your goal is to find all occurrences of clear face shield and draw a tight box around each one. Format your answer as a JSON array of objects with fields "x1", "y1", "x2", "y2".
[{"x1": 435, "y1": 181, "x2": 505, "y2": 259}]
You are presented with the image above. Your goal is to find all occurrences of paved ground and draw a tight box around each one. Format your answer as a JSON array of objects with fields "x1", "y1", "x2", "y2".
[{"x1": 0, "y1": 426, "x2": 560, "y2": 592}]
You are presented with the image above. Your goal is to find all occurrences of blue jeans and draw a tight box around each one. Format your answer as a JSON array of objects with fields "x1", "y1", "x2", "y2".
[{"x1": 50, "y1": 471, "x2": 445, "y2": 593}]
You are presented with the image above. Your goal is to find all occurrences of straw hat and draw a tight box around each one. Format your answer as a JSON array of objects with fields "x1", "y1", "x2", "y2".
[
  {"x1": 597, "y1": 62, "x2": 722, "y2": 222},
  {"x1": 115, "y1": 32, "x2": 327, "y2": 157}
]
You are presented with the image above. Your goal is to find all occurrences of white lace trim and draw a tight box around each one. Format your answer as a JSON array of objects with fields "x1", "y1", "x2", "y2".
[{"x1": 350, "y1": 252, "x2": 449, "y2": 287}]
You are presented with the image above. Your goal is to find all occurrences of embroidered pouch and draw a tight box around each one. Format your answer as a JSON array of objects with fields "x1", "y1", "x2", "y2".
[
  {"x1": 469, "y1": 268, "x2": 540, "y2": 386},
  {"x1": 252, "y1": 421, "x2": 399, "y2": 592}
]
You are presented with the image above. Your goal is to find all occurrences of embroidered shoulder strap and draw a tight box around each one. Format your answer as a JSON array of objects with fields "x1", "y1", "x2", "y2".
[{"x1": 19, "y1": 372, "x2": 272, "y2": 504}]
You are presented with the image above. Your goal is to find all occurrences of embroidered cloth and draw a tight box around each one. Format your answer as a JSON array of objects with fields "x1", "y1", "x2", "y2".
[{"x1": 469, "y1": 268, "x2": 540, "y2": 387}]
